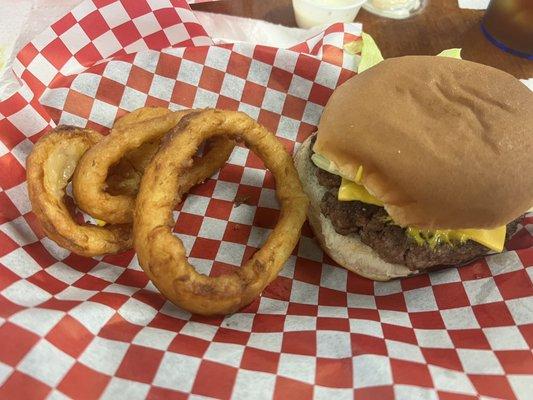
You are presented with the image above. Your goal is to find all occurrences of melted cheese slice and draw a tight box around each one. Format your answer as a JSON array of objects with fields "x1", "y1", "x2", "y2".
[
  {"x1": 338, "y1": 178, "x2": 383, "y2": 206},
  {"x1": 407, "y1": 226, "x2": 506, "y2": 252},
  {"x1": 453, "y1": 226, "x2": 506, "y2": 252},
  {"x1": 338, "y1": 178, "x2": 506, "y2": 252}
]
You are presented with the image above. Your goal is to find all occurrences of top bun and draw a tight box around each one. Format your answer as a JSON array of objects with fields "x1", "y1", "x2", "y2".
[{"x1": 313, "y1": 56, "x2": 533, "y2": 230}]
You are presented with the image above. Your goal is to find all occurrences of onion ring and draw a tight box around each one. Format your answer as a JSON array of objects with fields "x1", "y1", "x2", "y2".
[
  {"x1": 113, "y1": 107, "x2": 172, "y2": 130},
  {"x1": 73, "y1": 108, "x2": 235, "y2": 224},
  {"x1": 133, "y1": 109, "x2": 309, "y2": 315},
  {"x1": 110, "y1": 107, "x2": 172, "y2": 187},
  {"x1": 26, "y1": 126, "x2": 132, "y2": 257},
  {"x1": 105, "y1": 107, "x2": 174, "y2": 198}
]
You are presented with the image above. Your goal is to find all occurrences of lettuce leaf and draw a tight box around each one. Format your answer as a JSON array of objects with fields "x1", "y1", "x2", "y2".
[
  {"x1": 344, "y1": 32, "x2": 462, "y2": 73},
  {"x1": 358, "y1": 32, "x2": 384, "y2": 73},
  {"x1": 436, "y1": 48, "x2": 462, "y2": 59}
]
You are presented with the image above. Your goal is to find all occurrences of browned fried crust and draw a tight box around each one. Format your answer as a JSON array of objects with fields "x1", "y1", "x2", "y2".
[
  {"x1": 73, "y1": 107, "x2": 236, "y2": 224},
  {"x1": 134, "y1": 109, "x2": 308, "y2": 315},
  {"x1": 26, "y1": 126, "x2": 132, "y2": 257}
]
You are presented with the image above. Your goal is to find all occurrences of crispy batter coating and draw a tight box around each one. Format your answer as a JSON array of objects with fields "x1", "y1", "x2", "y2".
[
  {"x1": 134, "y1": 110, "x2": 309, "y2": 315},
  {"x1": 26, "y1": 126, "x2": 132, "y2": 257},
  {"x1": 73, "y1": 107, "x2": 235, "y2": 224}
]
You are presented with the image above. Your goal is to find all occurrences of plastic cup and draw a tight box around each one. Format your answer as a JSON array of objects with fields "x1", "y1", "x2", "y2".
[
  {"x1": 362, "y1": 0, "x2": 424, "y2": 20},
  {"x1": 481, "y1": 0, "x2": 533, "y2": 59},
  {"x1": 292, "y1": 0, "x2": 367, "y2": 29}
]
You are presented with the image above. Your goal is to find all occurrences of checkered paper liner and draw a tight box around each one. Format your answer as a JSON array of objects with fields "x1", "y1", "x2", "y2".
[{"x1": 0, "y1": 0, "x2": 532, "y2": 399}]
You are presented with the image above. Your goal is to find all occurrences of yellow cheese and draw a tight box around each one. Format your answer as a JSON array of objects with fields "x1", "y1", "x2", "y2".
[
  {"x1": 338, "y1": 178, "x2": 383, "y2": 206},
  {"x1": 454, "y1": 226, "x2": 506, "y2": 252},
  {"x1": 339, "y1": 177, "x2": 506, "y2": 252},
  {"x1": 354, "y1": 165, "x2": 363, "y2": 183},
  {"x1": 313, "y1": 153, "x2": 507, "y2": 253},
  {"x1": 407, "y1": 226, "x2": 506, "y2": 253}
]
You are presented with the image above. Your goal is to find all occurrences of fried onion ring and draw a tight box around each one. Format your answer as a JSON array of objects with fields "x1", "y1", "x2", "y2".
[
  {"x1": 73, "y1": 108, "x2": 235, "y2": 224},
  {"x1": 27, "y1": 126, "x2": 132, "y2": 257},
  {"x1": 106, "y1": 107, "x2": 173, "y2": 198},
  {"x1": 113, "y1": 107, "x2": 172, "y2": 130},
  {"x1": 133, "y1": 109, "x2": 309, "y2": 315}
]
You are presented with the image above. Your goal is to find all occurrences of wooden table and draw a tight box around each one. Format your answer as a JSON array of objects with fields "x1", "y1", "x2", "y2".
[{"x1": 192, "y1": 0, "x2": 532, "y2": 79}]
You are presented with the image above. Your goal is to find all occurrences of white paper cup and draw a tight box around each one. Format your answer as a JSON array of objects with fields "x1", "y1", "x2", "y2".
[{"x1": 292, "y1": 0, "x2": 367, "y2": 29}]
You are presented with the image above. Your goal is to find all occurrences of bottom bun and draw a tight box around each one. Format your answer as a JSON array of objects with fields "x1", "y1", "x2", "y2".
[{"x1": 294, "y1": 135, "x2": 415, "y2": 281}]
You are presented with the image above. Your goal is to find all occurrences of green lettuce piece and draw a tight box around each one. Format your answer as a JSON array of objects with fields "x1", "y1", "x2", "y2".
[
  {"x1": 358, "y1": 32, "x2": 384, "y2": 74},
  {"x1": 437, "y1": 48, "x2": 462, "y2": 59},
  {"x1": 345, "y1": 31, "x2": 462, "y2": 72}
]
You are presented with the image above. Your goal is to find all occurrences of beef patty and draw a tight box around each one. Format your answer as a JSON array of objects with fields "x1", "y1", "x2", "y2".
[{"x1": 314, "y1": 161, "x2": 520, "y2": 271}]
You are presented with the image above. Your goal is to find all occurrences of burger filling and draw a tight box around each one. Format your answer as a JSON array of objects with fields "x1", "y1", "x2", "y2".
[{"x1": 310, "y1": 148, "x2": 520, "y2": 271}]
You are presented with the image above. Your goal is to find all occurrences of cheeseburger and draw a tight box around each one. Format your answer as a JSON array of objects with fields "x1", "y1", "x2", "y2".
[{"x1": 295, "y1": 56, "x2": 533, "y2": 280}]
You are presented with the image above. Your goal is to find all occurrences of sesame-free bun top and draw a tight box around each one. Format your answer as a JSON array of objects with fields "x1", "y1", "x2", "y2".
[{"x1": 313, "y1": 56, "x2": 533, "y2": 230}]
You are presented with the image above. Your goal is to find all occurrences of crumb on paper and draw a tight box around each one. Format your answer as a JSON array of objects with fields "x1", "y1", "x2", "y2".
[{"x1": 234, "y1": 194, "x2": 252, "y2": 207}]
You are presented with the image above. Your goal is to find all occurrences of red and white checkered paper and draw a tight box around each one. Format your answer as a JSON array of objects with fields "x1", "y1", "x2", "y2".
[{"x1": 0, "y1": 0, "x2": 532, "y2": 399}]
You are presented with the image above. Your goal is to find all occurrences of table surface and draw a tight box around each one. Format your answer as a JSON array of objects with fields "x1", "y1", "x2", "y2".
[{"x1": 192, "y1": 0, "x2": 532, "y2": 79}]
